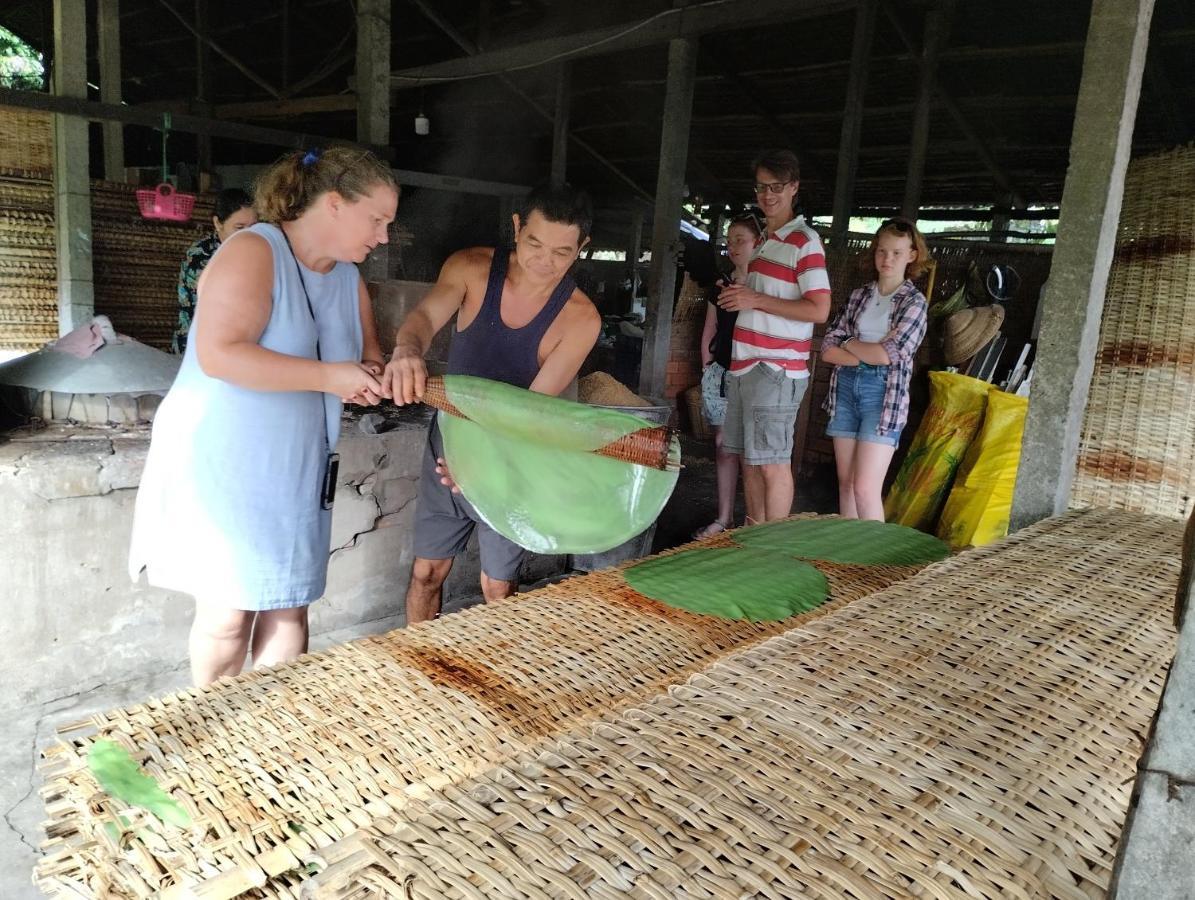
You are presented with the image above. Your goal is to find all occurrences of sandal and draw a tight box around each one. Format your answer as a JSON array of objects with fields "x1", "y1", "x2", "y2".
[{"x1": 692, "y1": 520, "x2": 729, "y2": 541}]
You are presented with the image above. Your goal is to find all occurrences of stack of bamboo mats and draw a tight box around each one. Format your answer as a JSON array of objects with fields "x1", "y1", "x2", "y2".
[
  {"x1": 1073, "y1": 143, "x2": 1195, "y2": 519},
  {"x1": 35, "y1": 520, "x2": 920, "y2": 898},
  {"x1": 0, "y1": 165, "x2": 212, "y2": 353},
  {"x1": 302, "y1": 508, "x2": 1178, "y2": 899}
]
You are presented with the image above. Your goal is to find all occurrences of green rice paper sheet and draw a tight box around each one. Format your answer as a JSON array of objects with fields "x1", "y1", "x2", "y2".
[
  {"x1": 624, "y1": 547, "x2": 829, "y2": 622},
  {"x1": 733, "y1": 517, "x2": 950, "y2": 566},
  {"x1": 439, "y1": 375, "x2": 680, "y2": 554},
  {"x1": 87, "y1": 739, "x2": 191, "y2": 828}
]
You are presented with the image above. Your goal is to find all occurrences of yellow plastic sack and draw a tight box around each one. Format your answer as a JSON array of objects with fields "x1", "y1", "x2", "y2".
[
  {"x1": 883, "y1": 371, "x2": 990, "y2": 531},
  {"x1": 936, "y1": 388, "x2": 1028, "y2": 549}
]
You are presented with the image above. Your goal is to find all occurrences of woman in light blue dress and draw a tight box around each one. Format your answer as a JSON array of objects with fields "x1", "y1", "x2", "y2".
[{"x1": 130, "y1": 147, "x2": 399, "y2": 685}]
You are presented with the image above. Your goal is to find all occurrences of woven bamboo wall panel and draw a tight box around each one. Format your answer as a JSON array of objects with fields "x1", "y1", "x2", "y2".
[
  {"x1": 0, "y1": 107, "x2": 52, "y2": 174},
  {"x1": 35, "y1": 524, "x2": 922, "y2": 898},
  {"x1": 0, "y1": 163, "x2": 216, "y2": 352},
  {"x1": 1073, "y1": 144, "x2": 1195, "y2": 519},
  {"x1": 306, "y1": 509, "x2": 1178, "y2": 900},
  {"x1": 0, "y1": 170, "x2": 56, "y2": 349},
  {"x1": 92, "y1": 182, "x2": 214, "y2": 351}
]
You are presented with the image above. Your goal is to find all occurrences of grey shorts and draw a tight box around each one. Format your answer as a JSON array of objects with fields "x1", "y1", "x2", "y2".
[
  {"x1": 722, "y1": 364, "x2": 808, "y2": 465},
  {"x1": 411, "y1": 419, "x2": 526, "y2": 582}
]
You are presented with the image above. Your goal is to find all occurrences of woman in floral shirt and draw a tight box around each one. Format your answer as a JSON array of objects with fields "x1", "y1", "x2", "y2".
[{"x1": 173, "y1": 188, "x2": 257, "y2": 354}]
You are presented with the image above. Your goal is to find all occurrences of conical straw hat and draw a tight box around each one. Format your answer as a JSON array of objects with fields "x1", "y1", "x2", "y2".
[{"x1": 943, "y1": 304, "x2": 1005, "y2": 364}]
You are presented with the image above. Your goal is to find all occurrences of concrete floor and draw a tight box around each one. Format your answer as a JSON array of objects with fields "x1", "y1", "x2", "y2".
[{"x1": 0, "y1": 436, "x2": 831, "y2": 897}]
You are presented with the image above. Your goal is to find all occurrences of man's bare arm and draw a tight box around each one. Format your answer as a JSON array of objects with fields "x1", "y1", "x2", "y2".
[
  {"x1": 717, "y1": 284, "x2": 831, "y2": 323},
  {"x1": 528, "y1": 300, "x2": 602, "y2": 396},
  {"x1": 382, "y1": 250, "x2": 475, "y2": 403}
]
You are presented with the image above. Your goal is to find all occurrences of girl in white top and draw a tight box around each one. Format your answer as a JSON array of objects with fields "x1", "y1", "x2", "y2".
[{"x1": 820, "y1": 218, "x2": 930, "y2": 521}]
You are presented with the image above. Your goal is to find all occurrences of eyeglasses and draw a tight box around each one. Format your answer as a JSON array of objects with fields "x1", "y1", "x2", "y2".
[
  {"x1": 881, "y1": 217, "x2": 914, "y2": 234},
  {"x1": 753, "y1": 180, "x2": 794, "y2": 195}
]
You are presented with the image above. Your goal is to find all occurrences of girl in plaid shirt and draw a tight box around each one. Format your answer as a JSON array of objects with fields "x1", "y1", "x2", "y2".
[{"x1": 820, "y1": 218, "x2": 929, "y2": 520}]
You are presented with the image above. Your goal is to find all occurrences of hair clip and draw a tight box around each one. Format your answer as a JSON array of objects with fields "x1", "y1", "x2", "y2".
[{"x1": 301, "y1": 147, "x2": 322, "y2": 168}]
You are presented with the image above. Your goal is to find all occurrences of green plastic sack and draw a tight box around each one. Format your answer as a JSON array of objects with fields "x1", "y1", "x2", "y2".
[
  {"x1": 883, "y1": 371, "x2": 989, "y2": 531},
  {"x1": 439, "y1": 375, "x2": 680, "y2": 554},
  {"x1": 936, "y1": 388, "x2": 1028, "y2": 549}
]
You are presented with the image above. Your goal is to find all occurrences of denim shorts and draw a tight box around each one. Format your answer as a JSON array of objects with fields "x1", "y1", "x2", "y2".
[{"x1": 826, "y1": 363, "x2": 902, "y2": 447}]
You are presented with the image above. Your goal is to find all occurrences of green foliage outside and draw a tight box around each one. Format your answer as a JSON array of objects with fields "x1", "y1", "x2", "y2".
[{"x1": 0, "y1": 25, "x2": 44, "y2": 91}]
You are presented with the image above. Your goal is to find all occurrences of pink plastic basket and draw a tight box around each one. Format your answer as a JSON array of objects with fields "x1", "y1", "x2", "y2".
[{"x1": 135, "y1": 183, "x2": 196, "y2": 222}]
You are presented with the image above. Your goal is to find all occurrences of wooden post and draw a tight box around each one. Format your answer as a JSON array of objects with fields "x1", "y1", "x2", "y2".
[
  {"x1": 97, "y1": 0, "x2": 123, "y2": 182},
  {"x1": 626, "y1": 209, "x2": 644, "y2": 302},
  {"x1": 356, "y1": 0, "x2": 391, "y2": 147},
  {"x1": 498, "y1": 195, "x2": 516, "y2": 248},
  {"x1": 550, "y1": 62, "x2": 571, "y2": 187},
  {"x1": 281, "y1": 0, "x2": 290, "y2": 91},
  {"x1": 638, "y1": 35, "x2": 698, "y2": 401},
  {"x1": 1009, "y1": 0, "x2": 1156, "y2": 529},
  {"x1": 990, "y1": 193, "x2": 1013, "y2": 242},
  {"x1": 831, "y1": 0, "x2": 876, "y2": 245},
  {"x1": 195, "y1": 0, "x2": 212, "y2": 175},
  {"x1": 52, "y1": 0, "x2": 94, "y2": 334},
  {"x1": 902, "y1": 2, "x2": 953, "y2": 219}
]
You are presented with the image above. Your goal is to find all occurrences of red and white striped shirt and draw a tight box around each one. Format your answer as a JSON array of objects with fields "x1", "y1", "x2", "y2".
[{"x1": 730, "y1": 215, "x2": 831, "y2": 379}]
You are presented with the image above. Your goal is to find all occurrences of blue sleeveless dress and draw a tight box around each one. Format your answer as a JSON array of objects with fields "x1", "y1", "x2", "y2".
[{"x1": 129, "y1": 222, "x2": 363, "y2": 610}]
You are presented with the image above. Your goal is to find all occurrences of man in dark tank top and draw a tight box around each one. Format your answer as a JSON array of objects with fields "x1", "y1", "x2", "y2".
[{"x1": 381, "y1": 183, "x2": 601, "y2": 624}]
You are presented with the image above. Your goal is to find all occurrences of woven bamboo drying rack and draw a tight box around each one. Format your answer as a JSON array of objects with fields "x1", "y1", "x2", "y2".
[
  {"x1": 301, "y1": 508, "x2": 1180, "y2": 899},
  {"x1": 1072, "y1": 143, "x2": 1195, "y2": 519},
  {"x1": 420, "y1": 375, "x2": 679, "y2": 472},
  {"x1": 35, "y1": 518, "x2": 918, "y2": 898},
  {"x1": 0, "y1": 162, "x2": 217, "y2": 352}
]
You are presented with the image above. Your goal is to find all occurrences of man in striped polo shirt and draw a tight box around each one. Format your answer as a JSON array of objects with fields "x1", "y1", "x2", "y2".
[{"x1": 717, "y1": 149, "x2": 831, "y2": 523}]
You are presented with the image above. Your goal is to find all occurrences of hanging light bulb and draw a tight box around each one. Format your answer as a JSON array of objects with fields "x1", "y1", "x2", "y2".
[{"x1": 414, "y1": 112, "x2": 430, "y2": 135}]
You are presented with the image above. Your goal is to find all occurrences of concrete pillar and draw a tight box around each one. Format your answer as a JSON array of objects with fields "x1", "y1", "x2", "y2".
[
  {"x1": 902, "y1": 2, "x2": 952, "y2": 219},
  {"x1": 356, "y1": 0, "x2": 391, "y2": 147},
  {"x1": 638, "y1": 36, "x2": 698, "y2": 400},
  {"x1": 550, "y1": 62, "x2": 571, "y2": 188},
  {"x1": 1009, "y1": 0, "x2": 1155, "y2": 530},
  {"x1": 97, "y1": 0, "x2": 124, "y2": 182},
  {"x1": 52, "y1": 0, "x2": 94, "y2": 334},
  {"x1": 831, "y1": 0, "x2": 876, "y2": 245}
]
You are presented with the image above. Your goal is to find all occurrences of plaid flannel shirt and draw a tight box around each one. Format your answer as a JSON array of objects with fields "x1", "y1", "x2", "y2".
[{"x1": 820, "y1": 279, "x2": 928, "y2": 435}]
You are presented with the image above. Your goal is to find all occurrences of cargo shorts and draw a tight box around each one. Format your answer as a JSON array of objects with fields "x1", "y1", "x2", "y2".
[{"x1": 721, "y1": 363, "x2": 808, "y2": 465}]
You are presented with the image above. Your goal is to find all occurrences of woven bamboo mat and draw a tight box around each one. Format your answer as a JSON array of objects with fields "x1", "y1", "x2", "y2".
[
  {"x1": 34, "y1": 520, "x2": 920, "y2": 898},
  {"x1": 1072, "y1": 143, "x2": 1195, "y2": 519},
  {"x1": 301, "y1": 508, "x2": 1179, "y2": 900},
  {"x1": 0, "y1": 108, "x2": 52, "y2": 174},
  {"x1": 0, "y1": 168, "x2": 216, "y2": 351}
]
